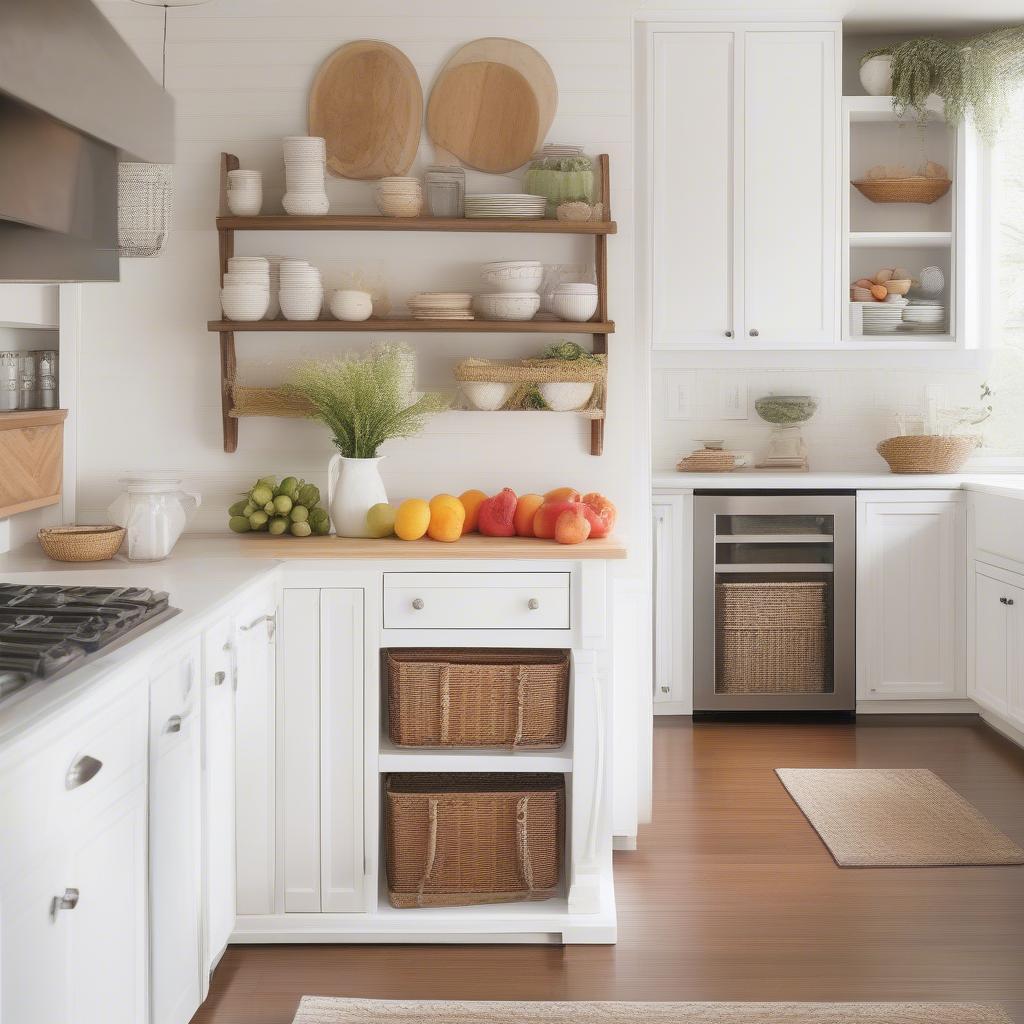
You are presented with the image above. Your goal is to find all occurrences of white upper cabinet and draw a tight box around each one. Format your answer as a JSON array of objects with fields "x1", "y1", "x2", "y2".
[
  {"x1": 648, "y1": 23, "x2": 840, "y2": 349},
  {"x1": 743, "y1": 30, "x2": 837, "y2": 346}
]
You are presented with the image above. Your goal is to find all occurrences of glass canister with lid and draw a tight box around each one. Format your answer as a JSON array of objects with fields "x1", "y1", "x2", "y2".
[{"x1": 0, "y1": 353, "x2": 18, "y2": 412}]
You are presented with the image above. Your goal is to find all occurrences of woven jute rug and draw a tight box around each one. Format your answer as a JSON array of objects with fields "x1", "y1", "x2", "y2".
[
  {"x1": 776, "y1": 768, "x2": 1024, "y2": 867},
  {"x1": 292, "y1": 997, "x2": 1012, "y2": 1024}
]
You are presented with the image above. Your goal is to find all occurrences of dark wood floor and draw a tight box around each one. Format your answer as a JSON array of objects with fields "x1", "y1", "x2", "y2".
[{"x1": 193, "y1": 716, "x2": 1024, "y2": 1023}]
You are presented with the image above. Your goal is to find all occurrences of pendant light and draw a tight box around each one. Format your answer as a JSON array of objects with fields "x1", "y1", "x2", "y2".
[{"x1": 118, "y1": 0, "x2": 211, "y2": 257}]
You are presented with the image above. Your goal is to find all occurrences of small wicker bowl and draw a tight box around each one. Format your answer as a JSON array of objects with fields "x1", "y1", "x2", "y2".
[
  {"x1": 38, "y1": 525, "x2": 126, "y2": 562},
  {"x1": 877, "y1": 435, "x2": 977, "y2": 474},
  {"x1": 853, "y1": 177, "x2": 952, "y2": 204},
  {"x1": 884, "y1": 278, "x2": 912, "y2": 296}
]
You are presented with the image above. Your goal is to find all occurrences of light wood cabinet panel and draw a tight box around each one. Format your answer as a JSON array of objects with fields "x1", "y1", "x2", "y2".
[
  {"x1": 742, "y1": 30, "x2": 837, "y2": 345},
  {"x1": 857, "y1": 492, "x2": 964, "y2": 700}
]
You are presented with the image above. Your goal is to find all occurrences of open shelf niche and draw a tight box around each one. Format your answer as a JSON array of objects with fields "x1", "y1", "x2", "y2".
[{"x1": 211, "y1": 152, "x2": 617, "y2": 456}]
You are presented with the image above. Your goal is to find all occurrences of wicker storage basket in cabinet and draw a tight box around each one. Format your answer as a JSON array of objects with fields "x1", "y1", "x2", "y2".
[
  {"x1": 715, "y1": 580, "x2": 831, "y2": 694},
  {"x1": 384, "y1": 773, "x2": 564, "y2": 908},
  {"x1": 385, "y1": 649, "x2": 569, "y2": 748}
]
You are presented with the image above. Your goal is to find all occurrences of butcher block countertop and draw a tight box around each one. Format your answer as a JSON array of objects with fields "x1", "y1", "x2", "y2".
[{"x1": 210, "y1": 532, "x2": 628, "y2": 560}]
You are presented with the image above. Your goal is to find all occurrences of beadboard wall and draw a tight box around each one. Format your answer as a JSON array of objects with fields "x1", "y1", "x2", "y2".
[{"x1": 85, "y1": 0, "x2": 651, "y2": 836}]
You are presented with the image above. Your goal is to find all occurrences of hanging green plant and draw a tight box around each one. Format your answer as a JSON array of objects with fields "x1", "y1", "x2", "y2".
[{"x1": 862, "y1": 27, "x2": 1024, "y2": 142}]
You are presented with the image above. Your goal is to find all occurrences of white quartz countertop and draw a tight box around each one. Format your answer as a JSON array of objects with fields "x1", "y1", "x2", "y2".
[{"x1": 653, "y1": 471, "x2": 1024, "y2": 494}]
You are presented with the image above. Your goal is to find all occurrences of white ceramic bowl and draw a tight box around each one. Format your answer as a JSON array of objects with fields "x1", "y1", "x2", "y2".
[
  {"x1": 481, "y1": 263, "x2": 544, "y2": 294},
  {"x1": 376, "y1": 193, "x2": 423, "y2": 218},
  {"x1": 859, "y1": 55, "x2": 892, "y2": 96},
  {"x1": 476, "y1": 292, "x2": 541, "y2": 322},
  {"x1": 329, "y1": 289, "x2": 373, "y2": 321},
  {"x1": 227, "y1": 256, "x2": 269, "y2": 272},
  {"x1": 227, "y1": 188, "x2": 262, "y2": 216},
  {"x1": 461, "y1": 381, "x2": 514, "y2": 411},
  {"x1": 550, "y1": 291, "x2": 598, "y2": 322},
  {"x1": 538, "y1": 381, "x2": 595, "y2": 411},
  {"x1": 279, "y1": 288, "x2": 324, "y2": 321},
  {"x1": 221, "y1": 285, "x2": 269, "y2": 321}
]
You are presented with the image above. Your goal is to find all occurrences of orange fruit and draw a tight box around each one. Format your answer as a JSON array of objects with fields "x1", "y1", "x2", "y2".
[
  {"x1": 394, "y1": 499, "x2": 430, "y2": 541},
  {"x1": 513, "y1": 494, "x2": 545, "y2": 537},
  {"x1": 544, "y1": 486, "x2": 580, "y2": 503},
  {"x1": 458, "y1": 489, "x2": 488, "y2": 534},
  {"x1": 427, "y1": 494, "x2": 465, "y2": 543}
]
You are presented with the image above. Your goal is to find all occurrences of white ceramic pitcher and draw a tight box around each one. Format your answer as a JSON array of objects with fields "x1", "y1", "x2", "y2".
[
  {"x1": 108, "y1": 475, "x2": 201, "y2": 561},
  {"x1": 328, "y1": 455, "x2": 387, "y2": 538}
]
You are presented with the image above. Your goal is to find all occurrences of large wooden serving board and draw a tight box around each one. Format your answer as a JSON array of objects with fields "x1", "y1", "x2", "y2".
[
  {"x1": 208, "y1": 532, "x2": 627, "y2": 560},
  {"x1": 309, "y1": 40, "x2": 423, "y2": 180},
  {"x1": 427, "y1": 61, "x2": 539, "y2": 173}
]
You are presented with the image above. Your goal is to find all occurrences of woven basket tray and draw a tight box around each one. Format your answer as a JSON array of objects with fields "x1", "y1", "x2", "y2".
[
  {"x1": 853, "y1": 177, "x2": 952, "y2": 204},
  {"x1": 877, "y1": 435, "x2": 977, "y2": 474},
  {"x1": 37, "y1": 525, "x2": 125, "y2": 562},
  {"x1": 715, "y1": 581, "x2": 831, "y2": 695},
  {"x1": 386, "y1": 649, "x2": 569, "y2": 749},
  {"x1": 385, "y1": 773, "x2": 564, "y2": 908}
]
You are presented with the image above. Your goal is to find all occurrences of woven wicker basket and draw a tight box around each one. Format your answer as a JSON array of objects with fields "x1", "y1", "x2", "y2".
[
  {"x1": 676, "y1": 450, "x2": 736, "y2": 473},
  {"x1": 386, "y1": 649, "x2": 569, "y2": 749},
  {"x1": 877, "y1": 435, "x2": 977, "y2": 474},
  {"x1": 853, "y1": 177, "x2": 952, "y2": 204},
  {"x1": 384, "y1": 773, "x2": 564, "y2": 908},
  {"x1": 716, "y1": 581, "x2": 831, "y2": 694},
  {"x1": 37, "y1": 525, "x2": 125, "y2": 562}
]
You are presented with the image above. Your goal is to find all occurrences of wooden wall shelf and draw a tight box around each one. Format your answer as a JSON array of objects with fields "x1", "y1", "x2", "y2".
[
  {"x1": 215, "y1": 152, "x2": 613, "y2": 457},
  {"x1": 208, "y1": 318, "x2": 614, "y2": 334},
  {"x1": 216, "y1": 214, "x2": 617, "y2": 235}
]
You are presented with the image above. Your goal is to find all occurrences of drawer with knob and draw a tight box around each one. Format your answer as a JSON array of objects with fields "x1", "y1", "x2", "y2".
[
  {"x1": 0, "y1": 684, "x2": 147, "y2": 878},
  {"x1": 383, "y1": 572, "x2": 571, "y2": 630}
]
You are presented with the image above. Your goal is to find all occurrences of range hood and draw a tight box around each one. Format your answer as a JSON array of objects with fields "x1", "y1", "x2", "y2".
[{"x1": 0, "y1": 0, "x2": 174, "y2": 282}]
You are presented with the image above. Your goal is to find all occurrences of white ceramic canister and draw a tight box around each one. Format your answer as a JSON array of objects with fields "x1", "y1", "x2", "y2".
[
  {"x1": 108, "y1": 475, "x2": 201, "y2": 560},
  {"x1": 327, "y1": 455, "x2": 387, "y2": 538}
]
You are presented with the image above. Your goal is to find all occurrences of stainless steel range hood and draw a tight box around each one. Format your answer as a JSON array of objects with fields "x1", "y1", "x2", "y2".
[{"x1": 0, "y1": 0, "x2": 175, "y2": 282}]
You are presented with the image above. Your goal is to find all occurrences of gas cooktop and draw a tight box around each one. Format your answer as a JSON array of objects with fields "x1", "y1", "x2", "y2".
[{"x1": 0, "y1": 584, "x2": 180, "y2": 704}]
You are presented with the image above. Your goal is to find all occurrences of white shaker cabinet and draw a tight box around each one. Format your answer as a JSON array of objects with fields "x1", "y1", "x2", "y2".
[
  {"x1": 280, "y1": 588, "x2": 365, "y2": 914},
  {"x1": 149, "y1": 641, "x2": 204, "y2": 1024},
  {"x1": 652, "y1": 492, "x2": 692, "y2": 714},
  {"x1": 648, "y1": 23, "x2": 839, "y2": 349},
  {"x1": 971, "y1": 567, "x2": 1024, "y2": 731},
  {"x1": 233, "y1": 591, "x2": 278, "y2": 917},
  {"x1": 857, "y1": 491, "x2": 965, "y2": 701},
  {"x1": 202, "y1": 617, "x2": 237, "y2": 982}
]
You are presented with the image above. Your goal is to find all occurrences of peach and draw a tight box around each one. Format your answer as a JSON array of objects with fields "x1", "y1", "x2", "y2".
[
  {"x1": 581, "y1": 493, "x2": 617, "y2": 539},
  {"x1": 427, "y1": 494, "x2": 465, "y2": 542},
  {"x1": 544, "y1": 486, "x2": 580, "y2": 503},
  {"x1": 534, "y1": 500, "x2": 602, "y2": 539},
  {"x1": 554, "y1": 506, "x2": 592, "y2": 545},
  {"x1": 458, "y1": 489, "x2": 487, "y2": 534},
  {"x1": 513, "y1": 494, "x2": 545, "y2": 537}
]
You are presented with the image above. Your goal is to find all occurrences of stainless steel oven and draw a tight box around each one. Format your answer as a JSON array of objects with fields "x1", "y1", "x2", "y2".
[{"x1": 693, "y1": 493, "x2": 856, "y2": 714}]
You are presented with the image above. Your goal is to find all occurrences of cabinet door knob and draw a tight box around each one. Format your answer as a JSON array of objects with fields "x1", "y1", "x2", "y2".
[
  {"x1": 724, "y1": 330, "x2": 733, "y2": 338},
  {"x1": 65, "y1": 755, "x2": 102, "y2": 791},
  {"x1": 749, "y1": 328, "x2": 759, "y2": 337},
  {"x1": 52, "y1": 888, "x2": 79, "y2": 916},
  {"x1": 412, "y1": 598, "x2": 425, "y2": 610},
  {"x1": 165, "y1": 714, "x2": 183, "y2": 734},
  {"x1": 528, "y1": 598, "x2": 540, "y2": 610},
  {"x1": 213, "y1": 670, "x2": 227, "y2": 686},
  {"x1": 1001, "y1": 596, "x2": 1015, "y2": 606}
]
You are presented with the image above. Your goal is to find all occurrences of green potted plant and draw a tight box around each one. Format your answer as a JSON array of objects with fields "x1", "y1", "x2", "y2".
[
  {"x1": 287, "y1": 344, "x2": 449, "y2": 537},
  {"x1": 860, "y1": 27, "x2": 1024, "y2": 142}
]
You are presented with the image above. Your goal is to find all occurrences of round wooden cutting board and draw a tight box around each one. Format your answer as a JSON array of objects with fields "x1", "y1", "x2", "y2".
[
  {"x1": 427, "y1": 61, "x2": 539, "y2": 173},
  {"x1": 440, "y1": 37, "x2": 557, "y2": 151},
  {"x1": 309, "y1": 40, "x2": 423, "y2": 180}
]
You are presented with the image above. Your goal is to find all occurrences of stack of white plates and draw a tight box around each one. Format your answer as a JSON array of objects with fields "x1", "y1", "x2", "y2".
[
  {"x1": 283, "y1": 136, "x2": 329, "y2": 216},
  {"x1": 226, "y1": 256, "x2": 281, "y2": 319},
  {"x1": 278, "y1": 259, "x2": 323, "y2": 320},
  {"x1": 857, "y1": 302, "x2": 904, "y2": 335},
  {"x1": 221, "y1": 256, "x2": 269, "y2": 321},
  {"x1": 464, "y1": 194, "x2": 547, "y2": 219},
  {"x1": 407, "y1": 292, "x2": 474, "y2": 320},
  {"x1": 376, "y1": 177, "x2": 423, "y2": 218},
  {"x1": 902, "y1": 302, "x2": 946, "y2": 332}
]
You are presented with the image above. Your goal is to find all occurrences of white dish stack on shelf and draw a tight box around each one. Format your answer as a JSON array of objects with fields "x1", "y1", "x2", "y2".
[
  {"x1": 477, "y1": 259, "x2": 543, "y2": 322},
  {"x1": 375, "y1": 177, "x2": 423, "y2": 218},
  {"x1": 464, "y1": 194, "x2": 546, "y2": 219},
  {"x1": 407, "y1": 293, "x2": 474, "y2": 321},
  {"x1": 902, "y1": 301, "x2": 947, "y2": 333},
  {"x1": 226, "y1": 169, "x2": 263, "y2": 216},
  {"x1": 856, "y1": 302, "x2": 904, "y2": 334},
  {"x1": 278, "y1": 259, "x2": 323, "y2": 320},
  {"x1": 550, "y1": 282, "x2": 598, "y2": 322},
  {"x1": 282, "y1": 137, "x2": 329, "y2": 216},
  {"x1": 221, "y1": 257, "x2": 270, "y2": 321}
]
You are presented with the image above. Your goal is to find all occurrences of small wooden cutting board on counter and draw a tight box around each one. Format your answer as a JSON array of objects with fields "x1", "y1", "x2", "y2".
[{"x1": 207, "y1": 533, "x2": 627, "y2": 559}]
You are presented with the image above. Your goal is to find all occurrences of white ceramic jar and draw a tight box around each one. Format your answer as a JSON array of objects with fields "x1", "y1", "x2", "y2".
[{"x1": 329, "y1": 289, "x2": 373, "y2": 321}]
